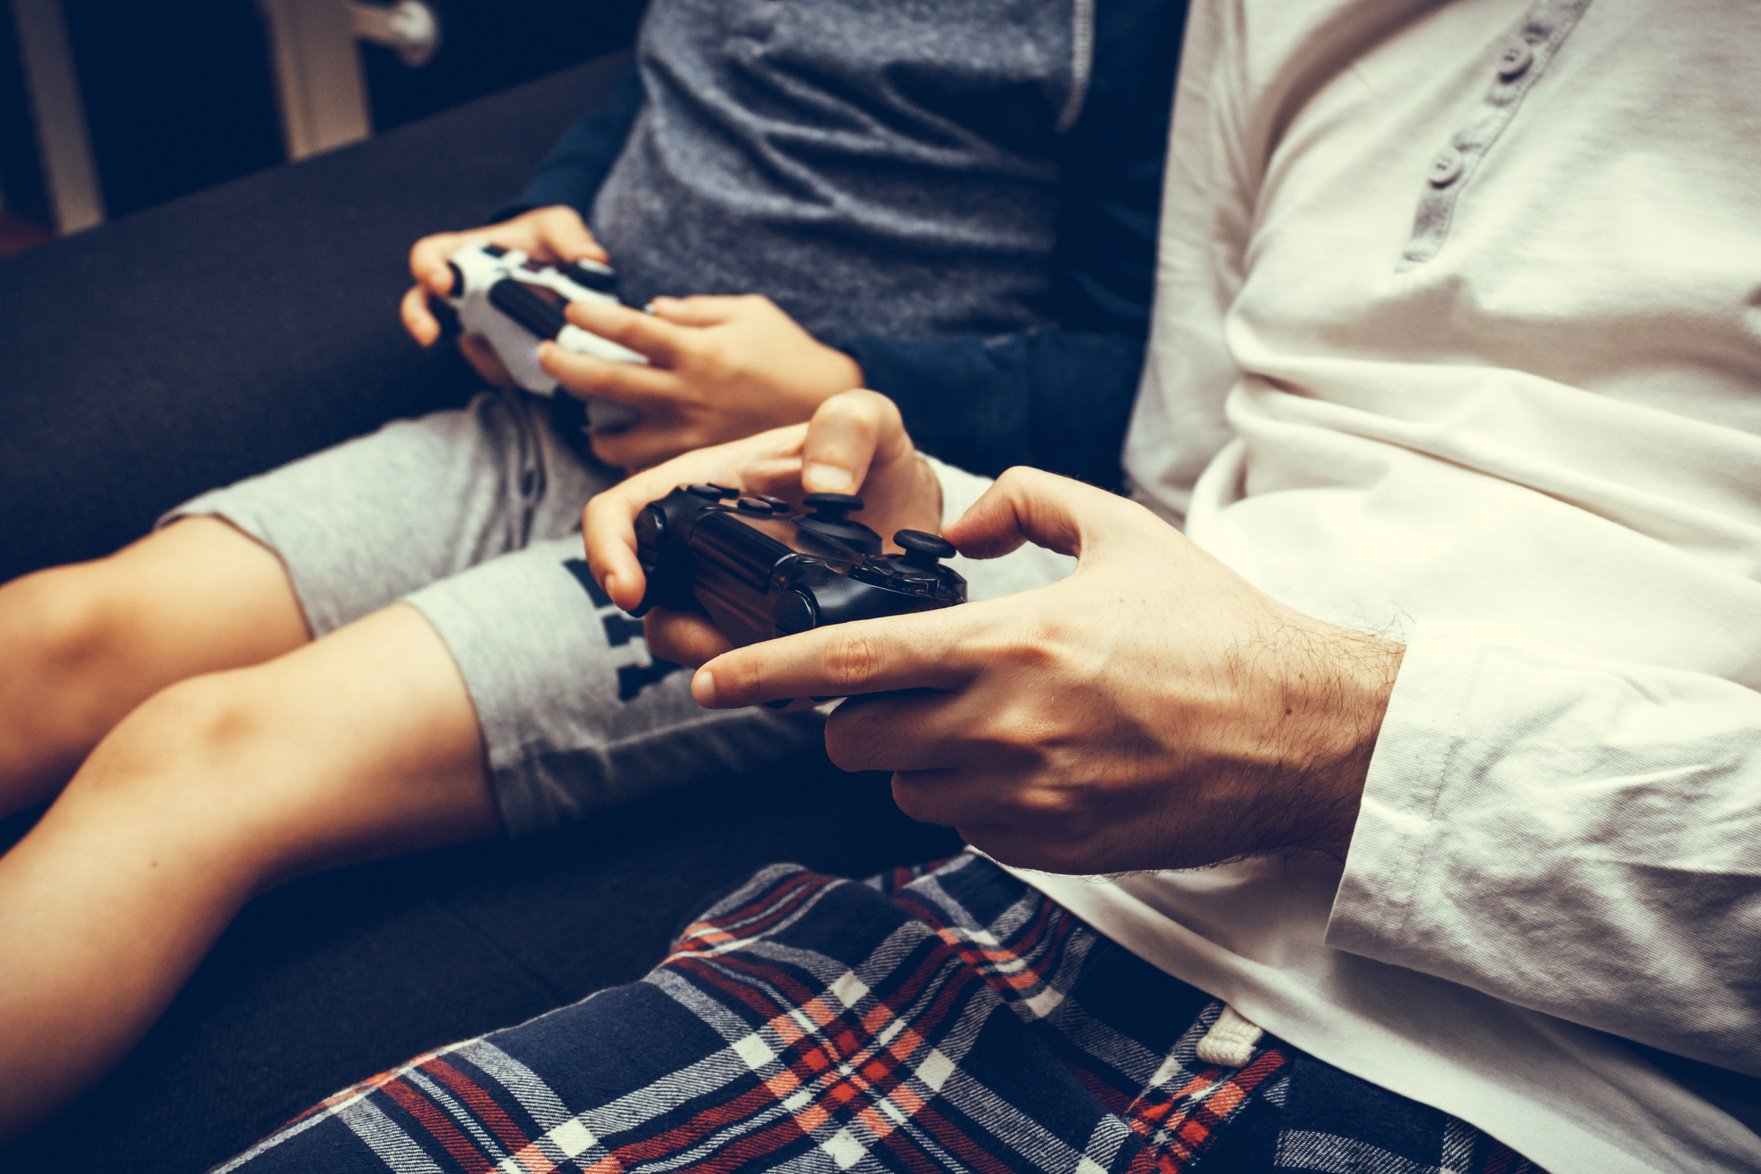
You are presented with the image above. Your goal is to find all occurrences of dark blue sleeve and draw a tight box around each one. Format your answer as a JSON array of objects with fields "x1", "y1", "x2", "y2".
[
  {"x1": 838, "y1": 0, "x2": 1186, "y2": 490},
  {"x1": 496, "y1": 62, "x2": 645, "y2": 220},
  {"x1": 839, "y1": 329, "x2": 1140, "y2": 491}
]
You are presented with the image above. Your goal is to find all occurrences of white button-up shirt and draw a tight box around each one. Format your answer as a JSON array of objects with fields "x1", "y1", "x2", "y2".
[{"x1": 938, "y1": 0, "x2": 1761, "y2": 1168}]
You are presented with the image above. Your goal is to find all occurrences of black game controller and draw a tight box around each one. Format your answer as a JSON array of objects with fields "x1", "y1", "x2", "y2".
[{"x1": 630, "y1": 485, "x2": 966, "y2": 646}]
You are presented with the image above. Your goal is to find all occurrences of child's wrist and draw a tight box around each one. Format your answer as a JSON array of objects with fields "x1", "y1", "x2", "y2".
[{"x1": 815, "y1": 344, "x2": 865, "y2": 396}]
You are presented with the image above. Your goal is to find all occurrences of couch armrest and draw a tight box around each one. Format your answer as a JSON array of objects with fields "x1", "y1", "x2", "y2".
[{"x1": 0, "y1": 52, "x2": 630, "y2": 582}]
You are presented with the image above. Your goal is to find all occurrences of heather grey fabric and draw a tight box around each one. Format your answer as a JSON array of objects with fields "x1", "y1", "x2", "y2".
[
  {"x1": 165, "y1": 390, "x2": 824, "y2": 837},
  {"x1": 591, "y1": 0, "x2": 1092, "y2": 341}
]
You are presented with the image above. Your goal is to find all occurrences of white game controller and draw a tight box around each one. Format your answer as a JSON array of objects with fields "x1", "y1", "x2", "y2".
[{"x1": 438, "y1": 243, "x2": 643, "y2": 430}]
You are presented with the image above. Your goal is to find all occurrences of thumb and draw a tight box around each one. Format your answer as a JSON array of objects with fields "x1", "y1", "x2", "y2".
[
  {"x1": 647, "y1": 294, "x2": 746, "y2": 328},
  {"x1": 943, "y1": 467, "x2": 1124, "y2": 561},
  {"x1": 799, "y1": 389, "x2": 911, "y2": 495},
  {"x1": 534, "y1": 206, "x2": 608, "y2": 262},
  {"x1": 410, "y1": 230, "x2": 465, "y2": 293}
]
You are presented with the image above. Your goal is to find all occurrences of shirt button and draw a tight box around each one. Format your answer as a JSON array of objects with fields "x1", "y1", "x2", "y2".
[
  {"x1": 1497, "y1": 40, "x2": 1534, "y2": 81},
  {"x1": 1427, "y1": 148, "x2": 1465, "y2": 187}
]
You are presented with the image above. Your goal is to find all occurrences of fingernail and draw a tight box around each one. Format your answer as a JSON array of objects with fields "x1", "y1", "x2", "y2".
[
  {"x1": 804, "y1": 463, "x2": 854, "y2": 492},
  {"x1": 692, "y1": 669, "x2": 716, "y2": 706}
]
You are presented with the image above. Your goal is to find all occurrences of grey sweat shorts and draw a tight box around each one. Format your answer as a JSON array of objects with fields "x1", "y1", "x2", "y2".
[{"x1": 164, "y1": 390, "x2": 824, "y2": 837}]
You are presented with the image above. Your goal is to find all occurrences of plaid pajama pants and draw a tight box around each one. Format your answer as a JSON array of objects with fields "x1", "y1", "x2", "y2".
[{"x1": 215, "y1": 853, "x2": 1541, "y2": 1173}]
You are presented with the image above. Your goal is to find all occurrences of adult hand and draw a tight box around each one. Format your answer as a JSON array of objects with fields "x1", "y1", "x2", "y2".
[
  {"x1": 691, "y1": 468, "x2": 1405, "y2": 874},
  {"x1": 540, "y1": 294, "x2": 864, "y2": 469},
  {"x1": 582, "y1": 388, "x2": 942, "y2": 666},
  {"x1": 399, "y1": 205, "x2": 607, "y2": 387}
]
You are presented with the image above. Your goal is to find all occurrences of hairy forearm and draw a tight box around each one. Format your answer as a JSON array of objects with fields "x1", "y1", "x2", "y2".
[
  {"x1": 1218, "y1": 619, "x2": 1408, "y2": 869},
  {"x1": 1245, "y1": 620, "x2": 1405, "y2": 861}
]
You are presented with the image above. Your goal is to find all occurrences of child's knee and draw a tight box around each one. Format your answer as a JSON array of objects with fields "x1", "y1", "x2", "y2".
[
  {"x1": 1, "y1": 563, "x2": 130, "y2": 685},
  {"x1": 68, "y1": 671, "x2": 286, "y2": 835}
]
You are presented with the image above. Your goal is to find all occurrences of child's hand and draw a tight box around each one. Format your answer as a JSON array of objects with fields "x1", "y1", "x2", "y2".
[
  {"x1": 583, "y1": 388, "x2": 942, "y2": 667},
  {"x1": 538, "y1": 294, "x2": 865, "y2": 469},
  {"x1": 399, "y1": 206, "x2": 606, "y2": 387}
]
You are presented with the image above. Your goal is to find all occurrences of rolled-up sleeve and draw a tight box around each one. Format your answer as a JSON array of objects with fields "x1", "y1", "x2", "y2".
[{"x1": 1329, "y1": 620, "x2": 1761, "y2": 1074}]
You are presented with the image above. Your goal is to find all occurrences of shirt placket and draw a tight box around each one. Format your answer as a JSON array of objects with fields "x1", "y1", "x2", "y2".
[{"x1": 1399, "y1": 0, "x2": 1595, "y2": 268}]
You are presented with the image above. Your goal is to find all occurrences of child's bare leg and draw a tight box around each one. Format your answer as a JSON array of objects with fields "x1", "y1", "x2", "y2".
[
  {"x1": 0, "y1": 603, "x2": 498, "y2": 1139},
  {"x1": 0, "y1": 519, "x2": 311, "y2": 813}
]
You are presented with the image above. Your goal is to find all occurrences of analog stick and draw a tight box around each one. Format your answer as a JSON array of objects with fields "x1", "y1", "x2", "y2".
[{"x1": 894, "y1": 529, "x2": 956, "y2": 570}]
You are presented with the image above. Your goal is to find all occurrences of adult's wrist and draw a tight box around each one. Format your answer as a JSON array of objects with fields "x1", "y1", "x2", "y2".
[
  {"x1": 1301, "y1": 624, "x2": 1405, "y2": 859},
  {"x1": 1243, "y1": 619, "x2": 1405, "y2": 861}
]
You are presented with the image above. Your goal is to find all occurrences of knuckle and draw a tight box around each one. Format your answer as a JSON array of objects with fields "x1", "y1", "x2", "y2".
[
  {"x1": 889, "y1": 774, "x2": 942, "y2": 824},
  {"x1": 725, "y1": 651, "x2": 775, "y2": 702},
  {"x1": 1013, "y1": 782, "x2": 1078, "y2": 822},
  {"x1": 694, "y1": 347, "x2": 733, "y2": 381},
  {"x1": 995, "y1": 465, "x2": 1039, "y2": 496},
  {"x1": 589, "y1": 433, "x2": 629, "y2": 467},
  {"x1": 823, "y1": 718, "x2": 866, "y2": 773},
  {"x1": 823, "y1": 629, "x2": 880, "y2": 689},
  {"x1": 862, "y1": 387, "x2": 902, "y2": 428},
  {"x1": 581, "y1": 494, "x2": 617, "y2": 536},
  {"x1": 844, "y1": 387, "x2": 888, "y2": 425}
]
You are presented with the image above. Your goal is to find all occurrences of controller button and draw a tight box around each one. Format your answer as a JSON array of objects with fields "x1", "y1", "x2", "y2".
[
  {"x1": 894, "y1": 530, "x2": 956, "y2": 568},
  {"x1": 481, "y1": 244, "x2": 508, "y2": 257},
  {"x1": 707, "y1": 483, "x2": 741, "y2": 497},
  {"x1": 736, "y1": 497, "x2": 779, "y2": 514},
  {"x1": 519, "y1": 259, "x2": 546, "y2": 272},
  {"x1": 756, "y1": 495, "x2": 792, "y2": 511},
  {"x1": 775, "y1": 589, "x2": 819, "y2": 635},
  {"x1": 804, "y1": 492, "x2": 864, "y2": 518},
  {"x1": 685, "y1": 484, "x2": 726, "y2": 499}
]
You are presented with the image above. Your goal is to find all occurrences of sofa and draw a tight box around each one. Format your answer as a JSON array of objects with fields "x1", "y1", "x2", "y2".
[{"x1": 0, "y1": 52, "x2": 955, "y2": 1172}]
